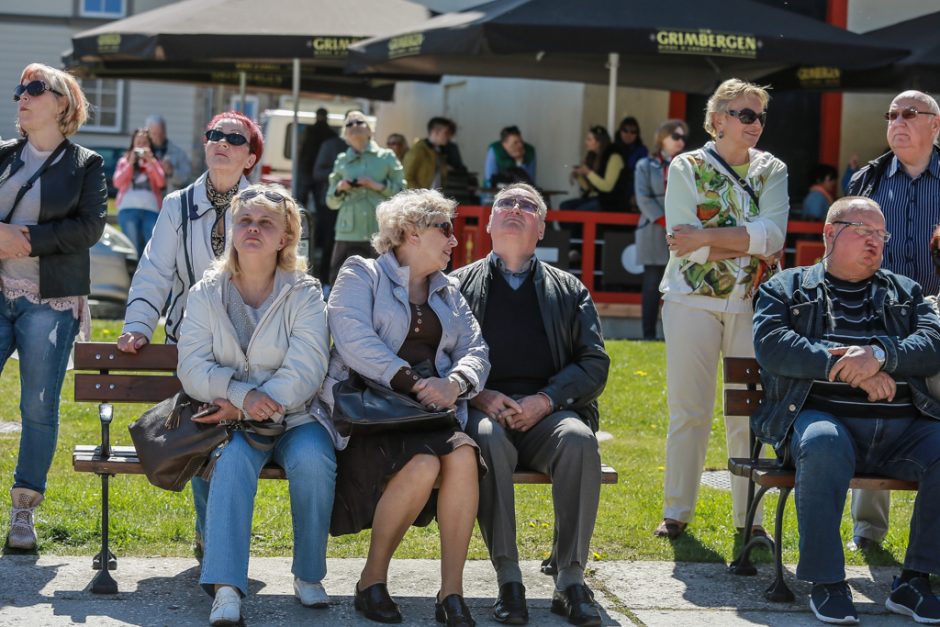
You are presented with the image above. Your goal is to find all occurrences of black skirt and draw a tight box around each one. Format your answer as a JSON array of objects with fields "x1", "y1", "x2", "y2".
[{"x1": 330, "y1": 425, "x2": 485, "y2": 536}]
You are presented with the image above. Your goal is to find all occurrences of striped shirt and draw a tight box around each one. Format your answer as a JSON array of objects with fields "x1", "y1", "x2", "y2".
[
  {"x1": 804, "y1": 273, "x2": 915, "y2": 418},
  {"x1": 871, "y1": 151, "x2": 940, "y2": 296}
]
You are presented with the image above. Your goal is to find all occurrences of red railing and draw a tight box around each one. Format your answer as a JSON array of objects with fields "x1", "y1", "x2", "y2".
[{"x1": 453, "y1": 205, "x2": 824, "y2": 305}]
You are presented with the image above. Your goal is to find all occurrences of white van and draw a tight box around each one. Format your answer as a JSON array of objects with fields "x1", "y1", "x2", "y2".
[{"x1": 259, "y1": 108, "x2": 375, "y2": 191}]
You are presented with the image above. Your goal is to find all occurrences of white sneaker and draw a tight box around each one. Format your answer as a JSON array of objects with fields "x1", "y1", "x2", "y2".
[
  {"x1": 7, "y1": 487, "x2": 43, "y2": 550},
  {"x1": 209, "y1": 586, "x2": 241, "y2": 626},
  {"x1": 294, "y1": 577, "x2": 329, "y2": 608}
]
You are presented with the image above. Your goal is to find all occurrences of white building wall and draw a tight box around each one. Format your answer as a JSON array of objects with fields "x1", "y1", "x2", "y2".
[{"x1": 0, "y1": 1, "x2": 70, "y2": 17}]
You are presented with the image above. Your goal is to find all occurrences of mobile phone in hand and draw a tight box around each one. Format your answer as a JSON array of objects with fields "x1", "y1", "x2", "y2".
[{"x1": 191, "y1": 404, "x2": 221, "y2": 420}]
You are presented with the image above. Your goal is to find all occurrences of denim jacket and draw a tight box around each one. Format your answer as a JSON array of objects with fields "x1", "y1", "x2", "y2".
[{"x1": 752, "y1": 263, "x2": 940, "y2": 454}]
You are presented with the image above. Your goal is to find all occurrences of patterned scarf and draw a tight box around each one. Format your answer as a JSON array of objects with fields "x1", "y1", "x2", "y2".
[{"x1": 205, "y1": 176, "x2": 239, "y2": 257}]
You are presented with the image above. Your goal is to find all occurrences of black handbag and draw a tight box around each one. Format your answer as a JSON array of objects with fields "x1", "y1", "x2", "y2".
[
  {"x1": 129, "y1": 390, "x2": 286, "y2": 492},
  {"x1": 332, "y1": 371, "x2": 458, "y2": 437}
]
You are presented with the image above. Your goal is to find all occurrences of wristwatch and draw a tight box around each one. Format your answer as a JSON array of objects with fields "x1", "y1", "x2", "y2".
[
  {"x1": 871, "y1": 345, "x2": 886, "y2": 369},
  {"x1": 449, "y1": 373, "x2": 470, "y2": 396}
]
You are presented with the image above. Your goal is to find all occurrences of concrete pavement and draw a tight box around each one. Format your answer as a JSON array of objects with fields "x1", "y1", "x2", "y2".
[{"x1": 0, "y1": 556, "x2": 916, "y2": 626}]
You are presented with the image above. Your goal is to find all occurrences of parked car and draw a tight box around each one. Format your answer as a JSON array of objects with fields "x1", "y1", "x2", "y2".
[{"x1": 89, "y1": 223, "x2": 138, "y2": 319}]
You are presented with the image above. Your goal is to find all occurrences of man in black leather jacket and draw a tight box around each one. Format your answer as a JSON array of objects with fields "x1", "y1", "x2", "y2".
[{"x1": 452, "y1": 184, "x2": 609, "y2": 627}]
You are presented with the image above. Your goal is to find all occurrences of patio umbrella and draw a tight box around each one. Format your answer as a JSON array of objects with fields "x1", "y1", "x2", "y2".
[
  {"x1": 68, "y1": 0, "x2": 433, "y2": 195},
  {"x1": 756, "y1": 11, "x2": 940, "y2": 93},
  {"x1": 346, "y1": 0, "x2": 908, "y2": 131}
]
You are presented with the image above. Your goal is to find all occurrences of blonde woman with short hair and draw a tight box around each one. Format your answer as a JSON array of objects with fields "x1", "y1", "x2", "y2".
[
  {"x1": 0, "y1": 63, "x2": 107, "y2": 551},
  {"x1": 176, "y1": 184, "x2": 335, "y2": 626},
  {"x1": 656, "y1": 79, "x2": 790, "y2": 540}
]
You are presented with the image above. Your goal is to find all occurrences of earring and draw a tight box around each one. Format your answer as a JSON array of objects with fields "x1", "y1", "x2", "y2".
[{"x1": 717, "y1": 130, "x2": 724, "y2": 139}]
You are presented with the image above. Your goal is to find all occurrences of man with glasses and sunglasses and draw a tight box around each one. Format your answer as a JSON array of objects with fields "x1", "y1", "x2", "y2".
[
  {"x1": 451, "y1": 184, "x2": 609, "y2": 627},
  {"x1": 845, "y1": 90, "x2": 940, "y2": 555},
  {"x1": 752, "y1": 196, "x2": 940, "y2": 625}
]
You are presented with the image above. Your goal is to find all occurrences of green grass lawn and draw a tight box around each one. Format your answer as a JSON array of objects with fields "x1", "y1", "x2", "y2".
[{"x1": 0, "y1": 322, "x2": 915, "y2": 567}]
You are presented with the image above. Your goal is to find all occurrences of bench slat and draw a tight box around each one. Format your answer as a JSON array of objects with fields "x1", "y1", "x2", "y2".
[
  {"x1": 724, "y1": 389, "x2": 764, "y2": 417},
  {"x1": 73, "y1": 445, "x2": 618, "y2": 484},
  {"x1": 75, "y1": 342, "x2": 178, "y2": 371},
  {"x1": 729, "y1": 458, "x2": 918, "y2": 491},
  {"x1": 75, "y1": 373, "x2": 181, "y2": 403},
  {"x1": 723, "y1": 357, "x2": 762, "y2": 385}
]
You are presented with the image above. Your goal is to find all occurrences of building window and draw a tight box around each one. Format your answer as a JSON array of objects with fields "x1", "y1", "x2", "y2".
[
  {"x1": 229, "y1": 95, "x2": 259, "y2": 121},
  {"x1": 81, "y1": 79, "x2": 124, "y2": 133},
  {"x1": 80, "y1": 0, "x2": 126, "y2": 18}
]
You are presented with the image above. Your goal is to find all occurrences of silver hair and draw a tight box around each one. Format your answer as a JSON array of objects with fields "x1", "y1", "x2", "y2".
[{"x1": 372, "y1": 189, "x2": 457, "y2": 254}]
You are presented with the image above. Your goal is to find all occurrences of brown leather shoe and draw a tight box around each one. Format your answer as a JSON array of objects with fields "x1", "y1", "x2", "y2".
[{"x1": 653, "y1": 518, "x2": 686, "y2": 539}]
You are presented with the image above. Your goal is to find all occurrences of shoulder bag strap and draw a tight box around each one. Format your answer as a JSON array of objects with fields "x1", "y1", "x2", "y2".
[
  {"x1": 1, "y1": 139, "x2": 69, "y2": 225},
  {"x1": 706, "y1": 148, "x2": 760, "y2": 208},
  {"x1": 180, "y1": 184, "x2": 197, "y2": 286}
]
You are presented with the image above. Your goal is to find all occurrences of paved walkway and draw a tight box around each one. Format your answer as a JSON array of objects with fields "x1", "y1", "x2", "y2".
[{"x1": 0, "y1": 556, "x2": 914, "y2": 626}]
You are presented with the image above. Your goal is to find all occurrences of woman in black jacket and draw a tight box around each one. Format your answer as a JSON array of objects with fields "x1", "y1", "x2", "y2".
[{"x1": 0, "y1": 63, "x2": 107, "y2": 551}]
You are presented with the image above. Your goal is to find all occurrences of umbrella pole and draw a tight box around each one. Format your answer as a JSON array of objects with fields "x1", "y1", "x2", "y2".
[
  {"x1": 607, "y1": 52, "x2": 619, "y2": 133},
  {"x1": 291, "y1": 58, "x2": 300, "y2": 199},
  {"x1": 238, "y1": 71, "x2": 246, "y2": 113}
]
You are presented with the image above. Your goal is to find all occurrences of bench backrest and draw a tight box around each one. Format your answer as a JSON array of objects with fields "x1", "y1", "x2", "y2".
[
  {"x1": 723, "y1": 357, "x2": 763, "y2": 418},
  {"x1": 74, "y1": 343, "x2": 180, "y2": 404}
]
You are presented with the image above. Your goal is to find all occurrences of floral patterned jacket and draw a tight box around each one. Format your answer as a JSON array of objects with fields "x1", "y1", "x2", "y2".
[{"x1": 660, "y1": 142, "x2": 790, "y2": 313}]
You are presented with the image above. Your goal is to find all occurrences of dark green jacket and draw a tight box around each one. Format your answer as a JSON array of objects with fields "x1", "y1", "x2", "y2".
[{"x1": 451, "y1": 256, "x2": 609, "y2": 431}]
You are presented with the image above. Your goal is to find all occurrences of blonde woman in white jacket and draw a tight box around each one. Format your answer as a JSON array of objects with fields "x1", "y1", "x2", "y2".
[{"x1": 176, "y1": 185, "x2": 334, "y2": 627}]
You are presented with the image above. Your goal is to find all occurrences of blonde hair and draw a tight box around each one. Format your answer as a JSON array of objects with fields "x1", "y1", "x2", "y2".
[
  {"x1": 704, "y1": 78, "x2": 770, "y2": 138},
  {"x1": 372, "y1": 189, "x2": 456, "y2": 254},
  {"x1": 218, "y1": 184, "x2": 306, "y2": 275},
  {"x1": 341, "y1": 110, "x2": 373, "y2": 141},
  {"x1": 17, "y1": 63, "x2": 89, "y2": 137}
]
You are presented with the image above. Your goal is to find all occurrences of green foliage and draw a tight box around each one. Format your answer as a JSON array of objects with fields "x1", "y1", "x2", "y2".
[{"x1": 0, "y1": 330, "x2": 915, "y2": 566}]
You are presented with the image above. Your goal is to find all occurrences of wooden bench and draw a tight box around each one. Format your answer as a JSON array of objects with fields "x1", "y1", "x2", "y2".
[
  {"x1": 73, "y1": 342, "x2": 618, "y2": 593},
  {"x1": 723, "y1": 356, "x2": 918, "y2": 602}
]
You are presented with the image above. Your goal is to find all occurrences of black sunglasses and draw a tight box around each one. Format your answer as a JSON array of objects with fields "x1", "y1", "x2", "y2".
[
  {"x1": 237, "y1": 188, "x2": 287, "y2": 204},
  {"x1": 670, "y1": 132, "x2": 687, "y2": 142},
  {"x1": 726, "y1": 108, "x2": 767, "y2": 126},
  {"x1": 205, "y1": 129, "x2": 249, "y2": 145},
  {"x1": 430, "y1": 222, "x2": 454, "y2": 238},
  {"x1": 13, "y1": 80, "x2": 63, "y2": 102},
  {"x1": 345, "y1": 119, "x2": 368, "y2": 128},
  {"x1": 884, "y1": 107, "x2": 937, "y2": 122}
]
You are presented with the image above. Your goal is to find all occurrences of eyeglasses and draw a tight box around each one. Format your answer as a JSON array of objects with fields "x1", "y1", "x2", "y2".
[
  {"x1": 237, "y1": 188, "x2": 287, "y2": 204},
  {"x1": 345, "y1": 119, "x2": 368, "y2": 128},
  {"x1": 430, "y1": 222, "x2": 454, "y2": 238},
  {"x1": 13, "y1": 80, "x2": 63, "y2": 102},
  {"x1": 205, "y1": 129, "x2": 249, "y2": 146},
  {"x1": 884, "y1": 107, "x2": 937, "y2": 122},
  {"x1": 493, "y1": 195, "x2": 540, "y2": 214},
  {"x1": 832, "y1": 220, "x2": 892, "y2": 242},
  {"x1": 726, "y1": 108, "x2": 767, "y2": 126},
  {"x1": 670, "y1": 132, "x2": 687, "y2": 142}
]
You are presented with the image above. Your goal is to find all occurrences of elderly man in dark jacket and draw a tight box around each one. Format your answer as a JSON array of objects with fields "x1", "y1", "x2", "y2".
[
  {"x1": 752, "y1": 196, "x2": 940, "y2": 625},
  {"x1": 452, "y1": 183, "x2": 609, "y2": 627}
]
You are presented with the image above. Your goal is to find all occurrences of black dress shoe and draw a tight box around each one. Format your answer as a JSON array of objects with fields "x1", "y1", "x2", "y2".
[
  {"x1": 493, "y1": 581, "x2": 528, "y2": 624},
  {"x1": 551, "y1": 583, "x2": 601, "y2": 627},
  {"x1": 354, "y1": 582, "x2": 402, "y2": 624},
  {"x1": 435, "y1": 593, "x2": 475, "y2": 626}
]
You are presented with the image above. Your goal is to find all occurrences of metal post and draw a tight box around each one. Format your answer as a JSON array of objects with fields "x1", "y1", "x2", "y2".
[
  {"x1": 607, "y1": 52, "x2": 619, "y2": 133},
  {"x1": 238, "y1": 71, "x2": 247, "y2": 113},
  {"x1": 290, "y1": 58, "x2": 301, "y2": 200},
  {"x1": 91, "y1": 403, "x2": 117, "y2": 594}
]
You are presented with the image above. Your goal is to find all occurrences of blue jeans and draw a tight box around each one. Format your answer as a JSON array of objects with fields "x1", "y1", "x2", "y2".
[
  {"x1": 200, "y1": 422, "x2": 336, "y2": 596},
  {"x1": 790, "y1": 409, "x2": 940, "y2": 583},
  {"x1": 0, "y1": 295, "x2": 80, "y2": 494},
  {"x1": 118, "y1": 208, "x2": 159, "y2": 256}
]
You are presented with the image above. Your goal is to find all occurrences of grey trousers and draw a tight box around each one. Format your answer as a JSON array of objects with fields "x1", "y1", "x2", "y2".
[
  {"x1": 851, "y1": 489, "x2": 890, "y2": 542},
  {"x1": 466, "y1": 408, "x2": 601, "y2": 573}
]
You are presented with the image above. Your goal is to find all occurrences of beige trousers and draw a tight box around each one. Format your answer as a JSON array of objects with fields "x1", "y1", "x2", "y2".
[{"x1": 662, "y1": 300, "x2": 763, "y2": 527}]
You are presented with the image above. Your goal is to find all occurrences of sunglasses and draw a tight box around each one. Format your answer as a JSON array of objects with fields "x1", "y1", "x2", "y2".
[
  {"x1": 205, "y1": 129, "x2": 249, "y2": 145},
  {"x1": 237, "y1": 188, "x2": 287, "y2": 204},
  {"x1": 670, "y1": 132, "x2": 687, "y2": 142},
  {"x1": 726, "y1": 108, "x2": 767, "y2": 126},
  {"x1": 493, "y1": 196, "x2": 540, "y2": 214},
  {"x1": 13, "y1": 80, "x2": 63, "y2": 102},
  {"x1": 345, "y1": 119, "x2": 368, "y2": 128},
  {"x1": 430, "y1": 222, "x2": 454, "y2": 238},
  {"x1": 832, "y1": 220, "x2": 892, "y2": 242},
  {"x1": 884, "y1": 106, "x2": 937, "y2": 122}
]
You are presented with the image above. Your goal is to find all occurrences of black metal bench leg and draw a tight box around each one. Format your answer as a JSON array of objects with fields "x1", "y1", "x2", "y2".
[
  {"x1": 90, "y1": 403, "x2": 117, "y2": 594},
  {"x1": 729, "y1": 484, "x2": 771, "y2": 576},
  {"x1": 765, "y1": 486, "x2": 795, "y2": 602}
]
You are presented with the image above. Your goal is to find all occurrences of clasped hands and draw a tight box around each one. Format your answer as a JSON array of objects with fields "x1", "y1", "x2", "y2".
[
  {"x1": 470, "y1": 389, "x2": 553, "y2": 433},
  {"x1": 192, "y1": 390, "x2": 284, "y2": 424},
  {"x1": 828, "y1": 345, "x2": 895, "y2": 402}
]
